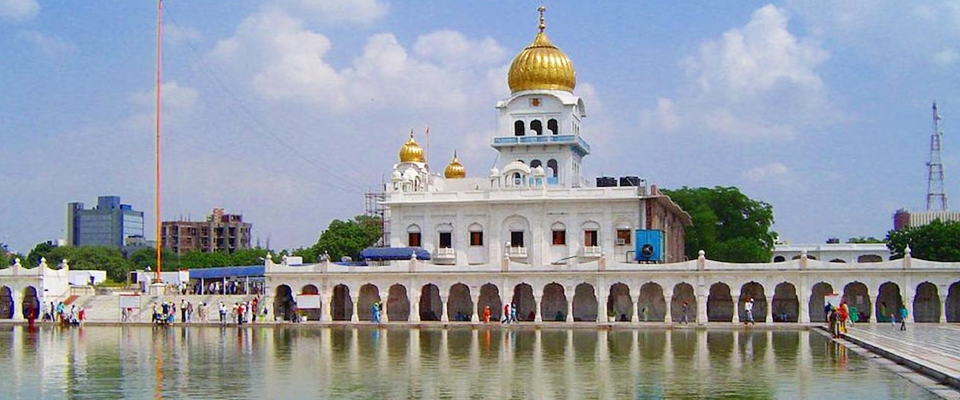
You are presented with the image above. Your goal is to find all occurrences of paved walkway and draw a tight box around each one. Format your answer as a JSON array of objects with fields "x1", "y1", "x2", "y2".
[{"x1": 842, "y1": 323, "x2": 960, "y2": 396}]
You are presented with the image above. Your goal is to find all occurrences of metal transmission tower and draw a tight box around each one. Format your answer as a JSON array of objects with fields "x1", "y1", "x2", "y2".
[{"x1": 926, "y1": 102, "x2": 948, "y2": 211}]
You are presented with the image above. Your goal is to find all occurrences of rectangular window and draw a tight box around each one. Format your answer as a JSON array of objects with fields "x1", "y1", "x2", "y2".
[
  {"x1": 408, "y1": 232, "x2": 421, "y2": 247},
  {"x1": 616, "y1": 229, "x2": 631, "y2": 245},
  {"x1": 510, "y1": 231, "x2": 524, "y2": 247},
  {"x1": 552, "y1": 230, "x2": 566, "y2": 245},
  {"x1": 439, "y1": 232, "x2": 452, "y2": 248},
  {"x1": 470, "y1": 231, "x2": 483, "y2": 246},
  {"x1": 584, "y1": 230, "x2": 598, "y2": 247}
]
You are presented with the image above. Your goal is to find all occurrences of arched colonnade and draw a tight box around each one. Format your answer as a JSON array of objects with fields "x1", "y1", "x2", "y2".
[{"x1": 267, "y1": 278, "x2": 960, "y2": 324}]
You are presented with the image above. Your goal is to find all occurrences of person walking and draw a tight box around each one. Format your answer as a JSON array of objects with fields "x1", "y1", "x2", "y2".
[
  {"x1": 510, "y1": 304, "x2": 518, "y2": 323},
  {"x1": 744, "y1": 298, "x2": 755, "y2": 325},
  {"x1": 680, "y1": 301, "x2": 689, "y2": 324},
  {"x1": 483, "y1": 306, "x2": 491, "y2": 323},
  {"x1": 218, "y1": 302, "x2": 227, "y2": 325},
  {"x1": 503, "y1": 304, "x2": 510, "y2": 324},
  {"x1": 899, "y1": 305, "x2": 908, "y2": 331},
  {"x1": 838, "y1": 301, "x2": 849, "y2": 334},
  {"x1": 372, "y1": 302, "x2": 381, "y2": 323}
]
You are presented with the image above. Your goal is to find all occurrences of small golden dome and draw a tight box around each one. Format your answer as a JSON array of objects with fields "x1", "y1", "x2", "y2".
[
  {"x1": 507, "y1": 6, "x2": 576, "y2": 93},
  {"x1": 444, "y1": 151, "x2": 466, "y2": 179},
  {"x1": 399, "y1": 130, "x2": 425, "y2": 163}
]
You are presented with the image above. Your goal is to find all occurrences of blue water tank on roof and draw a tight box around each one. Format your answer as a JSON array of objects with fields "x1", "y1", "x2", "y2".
[{"x1": 634, "y1": 229, "x2": 664, "y2": 263}]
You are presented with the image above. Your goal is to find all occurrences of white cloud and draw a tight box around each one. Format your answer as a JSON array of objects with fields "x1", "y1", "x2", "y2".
[
  {"x1": 16, "y1": 30, "x2": 76, "y2": 58},
  {"x1": 0, "y1": 0, "x2": 38, "y2": 22},
  {"x1": 743, "y1": 162, "x2": 789, "y2": 181},
  {"x1": 128, "y1": 81, "x2": 199, "y2": 128},
  {"x1": 272, "y1": 0, "x2": 387, "y2": 24},
  {"x1": 639, "y1": 97, "x2": 678, "y2": 133},
  {"x1": 641, "y1": 5, "x2": 832, "y2": 140},
  {"x1": 413, "y1": 30, "x2": 506, "y2": 68},
  {"x1": 933, "y1": 48, "x2": 959, "y2": 67},
  {"x1": 213, "y1": 9, "x2": 507, "y2": 113}
]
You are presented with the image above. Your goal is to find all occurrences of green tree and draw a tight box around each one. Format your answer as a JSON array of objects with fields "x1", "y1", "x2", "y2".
[
  {"x1": 0, "y1": 243, "x2": 10, "y2": 268},
  {"x1": 886, "y1": 219, "x2": 960, "y2": 261},
  {"x1": 847, "y1": 236, "x2": 885, "y2": 244},
  {"x1": 662, "y1": 186, "x2": 777, "y2": 263},
  {"x1": 127, "y1": 247, "x2": 180, "y2": 271},
  {"x1": 230, "y1": 248, "x2": 271, "y2": 266},
  {"x1": 26, "y1": 242, "x2": 56, "y2": 267},
  {"x1": 178, "y1": 250, "x2": 233, "y2": 269},
  {"x1": 70, "y1": 246, "x2": 131, "y2": 282},
  {"x1": 309, "y1": 215, "x2": 382, "y2": 262}
]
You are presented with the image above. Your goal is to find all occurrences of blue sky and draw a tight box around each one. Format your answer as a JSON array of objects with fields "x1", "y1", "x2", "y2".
[{"x1": 1, "y1": 0, "x2": 959, "y2": 254}]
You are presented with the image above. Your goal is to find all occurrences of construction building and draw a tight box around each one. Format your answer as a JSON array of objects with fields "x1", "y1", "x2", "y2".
[{"x1": 161, "y1": 208, "x2": 252, "y2": 255}]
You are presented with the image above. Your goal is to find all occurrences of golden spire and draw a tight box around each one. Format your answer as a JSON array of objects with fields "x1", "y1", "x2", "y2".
[
  {"x1": 538, "y1": 5, "x2": 546, "y2": 33},
  {"x1": 507, "y1": 6, "x2": 576, "y2": 93},
  {"x1": 444, "y1": 150, "x2": 466, "y2": 179},
  {"x1": 399, "y1": 129, "x2": 425, "y2": 163}
]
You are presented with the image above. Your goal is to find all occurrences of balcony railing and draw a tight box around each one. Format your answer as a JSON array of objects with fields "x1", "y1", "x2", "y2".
[
  {"x1": 507, "y1": 246, "x2": 528, "y2": 258},
  {"x1": 581, "y1": 246, "x2": 602, "y2": 258},
  {"x1": 435, "y1": 248, "x2": 456, "y2": 259},
  {"x1": 493, "y1": 135, "x2": 591, "y2": 153}
]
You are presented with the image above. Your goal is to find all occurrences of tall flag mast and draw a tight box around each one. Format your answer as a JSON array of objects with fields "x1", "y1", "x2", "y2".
[
  {"x1": 926, "y1": 102, "x2": 947, "y2": 211},
  {"x1": 155, "y1": 0, "x2": 163, "y2": 283}
]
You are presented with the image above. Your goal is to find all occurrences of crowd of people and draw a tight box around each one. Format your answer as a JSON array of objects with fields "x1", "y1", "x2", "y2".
[
  {"x1": 145, "y1": 296, "x2": 268, "y2": 326},
  {"x1": 41, "y1": 301, "x2": 85, "y2": 326}
]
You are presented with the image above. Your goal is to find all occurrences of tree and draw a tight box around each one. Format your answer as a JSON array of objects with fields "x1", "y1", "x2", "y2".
[
  {"x1": 847, "y1": 236, "x2": 885, "y2": 244},
  {"x1": 661, "y1": 186, "x2": 777, "y2": 263},
  {"x1": 179, "y1": 250, "x2": 233, "y2": 269},
  {"x1": 69, "y1": 246, "x2": 131, "y2": 282},
  {"x1": 127, "y1": 247, "x2": 180, "y2": 271},
  {"x1": 309, "y1": 215, "x2": 382, "y2": 262},
  {"x1": 26, "y1": 241, "x2": 56, "y2": 267},
  {"x1": 886, "y1": 219, "x2": 960, "y2": 261}
]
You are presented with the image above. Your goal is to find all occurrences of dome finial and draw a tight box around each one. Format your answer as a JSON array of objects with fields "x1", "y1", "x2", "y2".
[{"x1": 538, "y1": 5, "x2": 546, "y2": 33}]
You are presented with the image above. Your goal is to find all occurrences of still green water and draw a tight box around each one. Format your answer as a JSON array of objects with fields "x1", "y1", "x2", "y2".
[{"x1": 0, "y1": 325, "x2": 940, "y2": 399}]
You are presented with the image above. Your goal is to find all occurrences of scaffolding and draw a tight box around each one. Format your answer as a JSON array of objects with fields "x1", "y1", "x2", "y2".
[{"x1": 364, "y1": 190, "x2": 389, "y2": 247}]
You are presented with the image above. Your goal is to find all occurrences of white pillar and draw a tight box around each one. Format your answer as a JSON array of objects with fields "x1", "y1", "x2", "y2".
[
  {"x1": 440, "y1": 295, "x2": 449, "y2": 322},
  {"x1": 351, "y1": 295, "x2": 359, "y2": 322},
  {"x1": 471, "y1": 293, "x2": 480, "y2": 323},
  {"x1": 322, "y1": 293, "x2": 333, "y2": 322},
  {"x1": 870, "y1": 295, "x2": 879, "y2": 323},
  {"x1": 534, "y1": 295, "x2": 542, "y2": 322},
  {"x1": 664, "y1": 290, "x2": 673, "y2": 323},
  {"x1": 731, "y1": 290, "x2": 741, "y2": 324},
  {"x1": 765, "y1": 286, "x2": 775, "y2": 324},
  {"x1": 565, "y1": 286, "x2": 574, "y2": 322},
  {"x1": 697, "y1": 292, "x2": 708, "y2": 324},
  {"x1": 799, "y1": 293, "x2": 811, "y2": 324}
]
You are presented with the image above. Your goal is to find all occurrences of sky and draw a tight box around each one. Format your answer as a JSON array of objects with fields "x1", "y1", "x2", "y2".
[{"x1": 1, "y1": 0, "x2": 959, "y2": 254}]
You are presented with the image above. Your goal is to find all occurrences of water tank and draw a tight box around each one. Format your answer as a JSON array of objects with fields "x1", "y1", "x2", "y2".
[
  {"x1": 620, "y1": 176, "x2": 640, "y2": 187},
  {"x1": 596, "y1": 177, "x2": 617, "y2": 187}
]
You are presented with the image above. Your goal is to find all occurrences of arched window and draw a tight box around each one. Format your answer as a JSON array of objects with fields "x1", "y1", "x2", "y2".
[
  {"x1": 513, "y1": 172, "x2": 522, "y2": 186},
  {"x1": 551, "y1": 222, "x2": 566, "y2": 245},
  {"x1": 547, "y1": 119, "x2": 558, "y2": 135},
  {"x1": 547, "y1": 159, "x2": 558, "y2": 178},
  {"x1": 407, "y1": 224, "x2": 422, "y2": 247},
  {"x1": 514, "y1": 120, "x2": 525, "y2": 136},
  {"x1": 531, "y1": 120, "x2": 543, "y2": 135},
  {"x1": 468, "y1": 223, "x2": 483, "y2": 246},
  {"x1": 530, "y1": 159, "x2": 542, "y2": 169}
]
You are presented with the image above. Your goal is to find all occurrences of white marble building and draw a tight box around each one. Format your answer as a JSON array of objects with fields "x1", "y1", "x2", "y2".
[{"x1": 263, "y1": 8, "x2": 960, "y2": 326}]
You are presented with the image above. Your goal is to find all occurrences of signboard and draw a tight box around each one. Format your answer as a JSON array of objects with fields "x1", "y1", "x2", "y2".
[
  {"x1": 119, "y1": 294, "x2": 140, "y2": 309},
  {"x1": 295, "y1": 294, "x2": 321, "y2": 309}
]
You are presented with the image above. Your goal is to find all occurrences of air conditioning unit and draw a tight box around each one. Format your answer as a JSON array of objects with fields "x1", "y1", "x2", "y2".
[
  {"x1": 634, "y1": 229, "x2": 665, "y2": 263},
  {"x1": 615, "y1": 238, "x2": 626, "y2": 245}
]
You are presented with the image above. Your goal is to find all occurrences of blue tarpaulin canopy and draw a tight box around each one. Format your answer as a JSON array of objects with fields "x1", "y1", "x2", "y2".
[
  {"x1": 189, "y1": 265, "x2": 264, "y2": 280},
  {"x1": 359, "y1": 247, "x2": 431, "y2": 261}
]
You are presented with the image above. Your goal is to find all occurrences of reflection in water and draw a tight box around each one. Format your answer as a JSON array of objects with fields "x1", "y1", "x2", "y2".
[{"x1": 0, "y1": 325, "x2": 941, "y2": 399}]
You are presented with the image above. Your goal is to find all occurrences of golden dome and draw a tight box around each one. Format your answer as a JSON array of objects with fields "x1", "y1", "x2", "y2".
[
  {"x1": 507, "y1": 6, "x2": 576, "y2": 93},
  {"x1": 444, "y1": 151, "x2": 466, "y2": 179},
  {"x1": 399, "y1": 130, "x2": 425, "y2": 163}
]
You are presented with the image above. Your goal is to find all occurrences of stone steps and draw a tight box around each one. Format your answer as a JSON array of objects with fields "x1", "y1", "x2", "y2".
[{"x1": 52, "y1": 294, "x2": 265, "y2": 322}]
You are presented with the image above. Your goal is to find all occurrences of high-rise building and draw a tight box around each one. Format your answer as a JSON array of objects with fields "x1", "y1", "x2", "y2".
[
  {"x1": 161, "y1": 208, "x2": 252, "y2": 255},
  {"x1": 66, "y1": 196, "x2": 145, "y2": 249}
]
